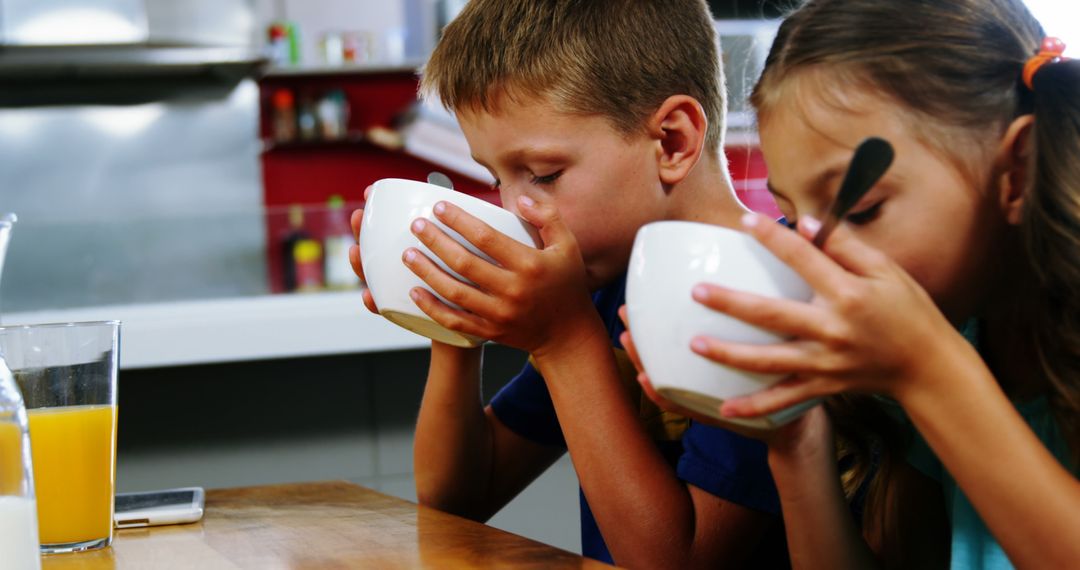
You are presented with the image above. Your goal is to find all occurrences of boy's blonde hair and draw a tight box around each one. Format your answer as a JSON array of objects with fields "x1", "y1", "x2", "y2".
[{"x1": 421, "y1": 0, "x2": 726, "y2": 153}]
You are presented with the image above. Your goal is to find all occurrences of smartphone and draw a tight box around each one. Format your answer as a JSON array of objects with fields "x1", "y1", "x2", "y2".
[{"x1": 114, "y1": 487, "x2": 205, "y2": 528}]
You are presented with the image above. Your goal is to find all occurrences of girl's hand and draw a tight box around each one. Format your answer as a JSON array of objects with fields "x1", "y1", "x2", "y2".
[
  {"x1": 700, "y1": 213, "x2": 962, "y2": 419},
  {"x1": 404, "y1": 195, "x2": 599, "y2": 356},
  {"x1": 348, "y1": 185, "x2": 378, "y2": 314}
]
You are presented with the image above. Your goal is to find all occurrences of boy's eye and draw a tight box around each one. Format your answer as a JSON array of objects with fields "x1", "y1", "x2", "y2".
[
  {"x1": 530, "y1": 171, "x2": 563, "y2": 185},
  {"x1": 491, "y1": 179, "x2": 502, "y2": 191},
  {"x1": 846, "y1": 201, "x2": 884, "y2": 225}
]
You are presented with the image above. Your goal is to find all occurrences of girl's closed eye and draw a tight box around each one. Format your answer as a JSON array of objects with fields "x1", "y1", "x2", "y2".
[
  {"x1": 530, "y1": 170, "x2": 563, "y2": 185},
  {"x1": 846, "y1": 200, "x2": 885, "y2": 225}
]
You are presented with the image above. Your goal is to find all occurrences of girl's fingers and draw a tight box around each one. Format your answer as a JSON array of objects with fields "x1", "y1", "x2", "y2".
[
  {"x1": 411, "y1": 217, "x2": 507, "y2": 293},
  {"x1": 720, "y1": 375, "x2": 834, "y2": 418},
  {"x1": 408, "y1": 287, "x2": 490, "y2": 339},
  {"x1": 430, "y1": 201, "x2": 531, "y2": 269},
  {"x1": 691, "y1": 283, "x2": 830, "y2": 339},
  {"x1": 806, "y1": 216, "x2": 893, "y2": 277},
  {"x1": 349, "y1": 244, "x2": 367, "y2": 283},
  {"x1": 403, "y1": 248, "x2": 500, "y2": 316},
  {"x1": 741, "y1": 213, "x2": 850, "y2": 298},
  {"x1": 690, "y1": 336, "x2": 833, "y2": 376}
]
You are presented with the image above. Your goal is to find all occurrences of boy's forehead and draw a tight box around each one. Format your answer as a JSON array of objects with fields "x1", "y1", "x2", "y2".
[{"x1": 456, "y1": 96, "x2": 619, "y2": 163}]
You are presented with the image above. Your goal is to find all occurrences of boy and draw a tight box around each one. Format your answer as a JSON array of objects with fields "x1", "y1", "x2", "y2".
[{"x1": 350, "y1": 1, "x2": 787, "y2": 567}]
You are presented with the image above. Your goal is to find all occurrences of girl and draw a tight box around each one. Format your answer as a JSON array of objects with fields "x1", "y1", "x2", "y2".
[{"x1": 625, "y1": 0, "x2": 1079, "y2": 567}]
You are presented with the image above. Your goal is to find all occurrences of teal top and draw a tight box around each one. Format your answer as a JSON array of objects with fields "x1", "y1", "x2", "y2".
[
  {"x1": 904, "y1": 319, "x2": 1075, "y2": 568},
  {"x1": 907, "y1": 397, "x2": 1073, "y2": 569}
]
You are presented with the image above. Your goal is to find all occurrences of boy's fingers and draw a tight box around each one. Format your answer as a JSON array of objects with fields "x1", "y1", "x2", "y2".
[
  {"x1": 351, "y1": 208, "x2": 364, "y2": 242},
  {"x1": 349, "y1": 244, "x2": 366, "y2": 282},
  {"x1": 742, "y1": 213, "x2": 848, "y2": 298},
  {"x1": 408, "y1": 287, "x2": 489, "y2": 339},
  {"x1": 517, "y1": 196, "x2": 575, "y2": 251},
  {"x1": 691, "y1": 284, "x2": 829, "y2": 340},
  {"x1": 361, "y1": 288, "x2": 379, "y2": 314},
  {"x1": 411, "y1": 217, "x2": 507, "y2": 293},
  {"x1": 431, "y1": 201, "x2": 530, "y2": 268},
  {"x1": 618, "y1": 331, "x2": 645, "y2": 374},
  {"x1": 403, "y1": 248, "x2": 500, "y2": 316}
]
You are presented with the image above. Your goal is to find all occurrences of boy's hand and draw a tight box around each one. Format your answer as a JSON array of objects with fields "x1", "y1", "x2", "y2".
[
  {"x1": 617, "y1": 305, "x2": 781, "y2": 441},
  {"x1": 692, "y1": 213, "x2": 969, "y2": 420},
  {"x1": 348, "y1": 185, "x2": 379, "y2": 314},
  {"x1": 403, "y1": 195, "x2": 598, "y2": 356}
]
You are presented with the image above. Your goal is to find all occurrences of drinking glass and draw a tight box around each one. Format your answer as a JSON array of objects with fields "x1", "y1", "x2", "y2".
[{"x1": 0, "y1": 321, "x2": 120, "y2": 553}]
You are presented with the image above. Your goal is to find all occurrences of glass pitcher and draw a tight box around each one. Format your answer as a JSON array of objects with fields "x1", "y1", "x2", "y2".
[
  {"x1": 0, "y1": 213, "x2": 40, "y2": 569},
  {"x1": 0, "y1": 356, "x2": 42, "y2": 569},
  {"x1": 0, "y1": 213, "x2": 15, "y2": 320}
]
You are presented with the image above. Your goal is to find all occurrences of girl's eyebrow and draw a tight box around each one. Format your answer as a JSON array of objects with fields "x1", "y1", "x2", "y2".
[{"x1": 766, "y1": 165, "x2": 846, "y2": 200}]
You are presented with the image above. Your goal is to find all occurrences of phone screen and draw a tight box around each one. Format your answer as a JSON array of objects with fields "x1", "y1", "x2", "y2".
[
  {"x1": 115, "y1": 489, "x2": 196, "y2": 512},
  {"x1": 114, "y1": 487, "x2": 204, "y2": 528}
]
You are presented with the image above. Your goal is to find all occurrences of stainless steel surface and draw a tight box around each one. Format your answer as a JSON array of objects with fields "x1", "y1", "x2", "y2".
[
  {"x1": 0, "y1": 44, "x2": 264, "y2": 75},
  {"x1": 144, "y1": 0, "x2": 255, "y2": 47},
  {"x1": 0, "y1": 0, "x2": 262, "y2": 105},
  {"x1": 0, "y1": 79, "x2": 265, "y2": 312},
  {"x1": 1, "y1": 0, "x2": 147, "y2": 45}
]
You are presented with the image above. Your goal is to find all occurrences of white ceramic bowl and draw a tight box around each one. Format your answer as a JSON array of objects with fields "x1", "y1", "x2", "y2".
[
  {"x1": 359, "y1": 178, "x2": 541, "y2": 347},
  {"x1": 626, "y1": 221, "x2": 817, "y2": 429}
]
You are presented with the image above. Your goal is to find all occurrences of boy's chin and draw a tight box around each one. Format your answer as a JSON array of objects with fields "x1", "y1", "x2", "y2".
[{"x1": 584, "y1": 265, "x2": 621, "y2": 292}]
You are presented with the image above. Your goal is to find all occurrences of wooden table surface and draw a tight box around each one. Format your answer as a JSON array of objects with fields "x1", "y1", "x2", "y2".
[{"x1": 40, "y1": 481, "x2": 612, "y2": 569}]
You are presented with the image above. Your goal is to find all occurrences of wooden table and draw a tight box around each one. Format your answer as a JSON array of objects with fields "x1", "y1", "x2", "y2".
[{"x1": 40, "y1": 481, "x2": 612, "y2": 569}]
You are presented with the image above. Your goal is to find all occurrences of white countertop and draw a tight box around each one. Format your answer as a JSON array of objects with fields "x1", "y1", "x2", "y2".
[{"x1": 3, "y1": 292, "x2": 430, "y2": 370}]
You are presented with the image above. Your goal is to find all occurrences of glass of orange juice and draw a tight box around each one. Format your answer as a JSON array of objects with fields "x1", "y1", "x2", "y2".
[{"x1": 0, "y1": 321, "x2": 119, "y2": 554}]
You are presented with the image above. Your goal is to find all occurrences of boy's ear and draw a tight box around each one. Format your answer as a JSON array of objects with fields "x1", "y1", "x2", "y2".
[
  {"x1": 648, "y1": 95, "x2": 709, "y2": 186},
  {"x1": 993, "y1": 114, "x2": 1035, "y2": 226}
]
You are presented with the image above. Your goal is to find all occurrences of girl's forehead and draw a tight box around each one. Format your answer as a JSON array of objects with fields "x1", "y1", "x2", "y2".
[{"x1": 764, "y1": 72, "x2": 912, "y2": 143}]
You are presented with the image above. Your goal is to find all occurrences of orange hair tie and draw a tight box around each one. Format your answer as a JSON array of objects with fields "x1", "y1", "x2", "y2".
[{"x1": 1023, "y1": 37, "x2": 1067, "y2": 90}]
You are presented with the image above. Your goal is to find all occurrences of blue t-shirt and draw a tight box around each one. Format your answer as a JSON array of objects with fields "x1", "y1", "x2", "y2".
[
  {"x1": 490, "y1": 273, "x2": 788, "y2": 566},
  {"x1": 906, "y1": 322, "x2": 1077, "y2": 569}
]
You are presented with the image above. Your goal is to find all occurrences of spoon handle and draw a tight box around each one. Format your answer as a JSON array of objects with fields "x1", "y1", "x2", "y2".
[{"x1": 812, "y1": 137, "x2": 894, "y2": 248}]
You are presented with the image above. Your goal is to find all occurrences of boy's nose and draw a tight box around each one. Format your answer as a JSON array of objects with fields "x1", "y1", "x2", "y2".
[{"x1": 500, "y1": 188, "x2": 523, "y2": 216}]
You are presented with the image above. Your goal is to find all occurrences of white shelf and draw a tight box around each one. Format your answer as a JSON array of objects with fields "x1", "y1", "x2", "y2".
[
  {"x1": 262, "y1": 59, "x2": 425, "y2": 77},
  {"x1": 2, "y1": 292, "x2": 430, "y2": 370}
]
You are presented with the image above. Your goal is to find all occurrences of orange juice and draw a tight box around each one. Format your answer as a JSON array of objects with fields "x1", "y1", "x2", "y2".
[
  {"x1": 27, "y1": 405, "x2": 117, "y2": 546},
  {"x1": 0, "y1": 421, "x2": 23, "y2": 496}
]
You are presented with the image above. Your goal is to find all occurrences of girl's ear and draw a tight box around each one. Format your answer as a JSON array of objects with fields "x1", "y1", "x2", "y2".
[
  {"x1": 647, "y1": 95, "x2": 708, "y2": 186},
  {"x1": 993, "y1": 115, "x2": 1035, "y2": 226}
]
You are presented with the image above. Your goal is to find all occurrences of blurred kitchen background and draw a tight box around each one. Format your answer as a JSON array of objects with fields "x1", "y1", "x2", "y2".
[{"x1": 0, "y1": 0, "x2": 1071, "y2": 554}]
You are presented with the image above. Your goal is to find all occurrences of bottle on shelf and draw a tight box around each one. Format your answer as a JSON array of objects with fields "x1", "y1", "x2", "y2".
[
  {"x1": 281, "y1": 205, "x2": 310, "y2": 292},
  {"x1": 323, "y1": 195, "x2": 357, "y2": 290},
  {"x1": 317, "y1": 90, "x2": 350, "y2": 140},
  {"x1": 293, "y1": 239, "x2": 324, "y2": 292},
  {"x1": 267, "y1": 23, "x2": 290, "y2": 65},
  {"x1": 298, "y1": 96, "x2": 319, "y2": 142},
  {"x1": 271, "y1": 89, "x2": 297, "y2": 143}
]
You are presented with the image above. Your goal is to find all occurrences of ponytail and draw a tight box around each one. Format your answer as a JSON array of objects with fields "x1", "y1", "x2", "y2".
[{"x1": 1025, "y1": 59, "x2": 1080, "y2": 465}]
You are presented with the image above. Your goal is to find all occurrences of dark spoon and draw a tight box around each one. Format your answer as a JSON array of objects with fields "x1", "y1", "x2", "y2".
[{"x1": 811, "y1": 137, "x2": 895, "y2": 248}]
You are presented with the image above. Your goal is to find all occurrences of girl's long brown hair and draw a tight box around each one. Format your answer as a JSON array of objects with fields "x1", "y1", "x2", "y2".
[{"x1": 751, "y1": 0, "x2": 1080, "y2": 559}]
